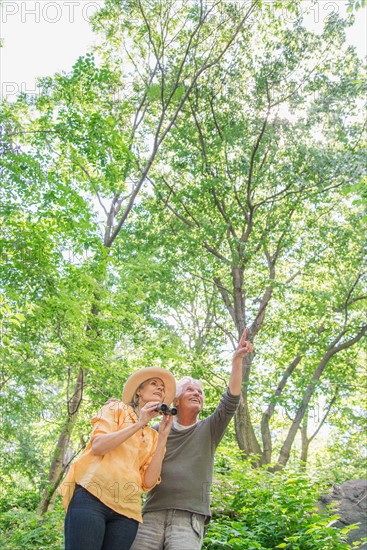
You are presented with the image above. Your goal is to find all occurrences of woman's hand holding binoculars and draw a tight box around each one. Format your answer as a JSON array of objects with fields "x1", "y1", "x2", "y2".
[
  {"x1": 155, "y1": 403, "x2": 177, "y2": 416},
  {"x1": 158, "y1": 413, "x2": 174, "y2": 439},
  {"x1": 138, "y1": 401, "x2": 161, "y2": 426}
]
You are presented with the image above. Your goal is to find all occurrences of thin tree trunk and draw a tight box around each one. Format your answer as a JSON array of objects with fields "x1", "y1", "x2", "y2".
[
  {"x1": 300, "y1": 392, "x2": 338, "y2": 467},
  {"x1": 273, "y1": 326, "x2": 366, "y2": 471},
  {"x1": 300, "y1": 418, "x2": 309, "y2": 465},
  {"x1": 260, "y1": 356, "x2": 303, "y2": 465},
  {"x1": 37, "y1": 367, "x2": 84, "y2": 515}
]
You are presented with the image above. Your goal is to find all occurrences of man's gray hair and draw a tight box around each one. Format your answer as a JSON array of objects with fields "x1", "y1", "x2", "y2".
[{"x1": 175, "y1": 376, "x2": 204, "y2": 399}]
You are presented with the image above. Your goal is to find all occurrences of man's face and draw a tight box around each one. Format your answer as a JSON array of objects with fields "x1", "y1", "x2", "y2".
[{"x1": 175, "y1": 383, "x2": 204, "y2": 414}]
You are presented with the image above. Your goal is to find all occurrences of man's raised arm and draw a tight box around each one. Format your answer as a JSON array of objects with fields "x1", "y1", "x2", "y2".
[{"x1": 228, "y1": 327, "x2": 254, "y2": 396}]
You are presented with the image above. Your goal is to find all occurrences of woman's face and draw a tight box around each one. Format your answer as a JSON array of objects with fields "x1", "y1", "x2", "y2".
[{"x1": 137, "y1": 378, "x2": 165, "y2": 404}]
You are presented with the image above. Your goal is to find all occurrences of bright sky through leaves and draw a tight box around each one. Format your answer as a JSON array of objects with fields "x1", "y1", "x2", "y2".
[{"x1": 0, "y1": 0, "x2": 366, "y2": 101}]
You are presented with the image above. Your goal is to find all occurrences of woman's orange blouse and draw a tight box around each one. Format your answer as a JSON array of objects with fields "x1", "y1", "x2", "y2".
[{"x1": 58, "y1": 400, "x2": 160, "y2": 523}]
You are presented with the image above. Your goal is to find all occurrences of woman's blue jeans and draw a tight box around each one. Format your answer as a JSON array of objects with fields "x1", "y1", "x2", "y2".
[{"x1": 65, "y1": 485, "x2": 139, "y2": 550}]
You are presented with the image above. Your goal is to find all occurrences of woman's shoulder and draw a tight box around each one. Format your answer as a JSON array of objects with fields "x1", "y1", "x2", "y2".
[{"x1": 92, "y1": 399, "x2": 132, "y2": 423}]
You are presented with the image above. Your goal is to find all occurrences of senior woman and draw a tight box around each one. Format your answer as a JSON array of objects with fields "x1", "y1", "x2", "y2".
[{"x1": 58, "y1": 367, "x2": 176, "y2": 550}]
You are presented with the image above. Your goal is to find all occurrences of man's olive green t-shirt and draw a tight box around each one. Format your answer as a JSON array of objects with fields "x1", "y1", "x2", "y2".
[{"x1": 143, "y1": 389, "x2": 240, "y2": 519}]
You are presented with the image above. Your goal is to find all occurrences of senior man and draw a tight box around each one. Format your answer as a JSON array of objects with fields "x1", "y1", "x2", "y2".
[{"x1": 130, "y1": 327, "x2": 253, "y2": 550}]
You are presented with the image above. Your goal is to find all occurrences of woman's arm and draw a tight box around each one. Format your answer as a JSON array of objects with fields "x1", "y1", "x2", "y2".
[
  {"x1": 92, "y1": 401, "x2": 160, "y2": 456},
  {"x1": 143, "y1": 414, "x2": 173, "y2": 489}
]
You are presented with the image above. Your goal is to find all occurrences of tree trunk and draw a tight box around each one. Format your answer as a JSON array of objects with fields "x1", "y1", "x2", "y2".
[
  {"x1": 273, "y1": 325, "x2": 366, "y2": 471},
  {"x1": 37, "y1": 367, "x2": 84, "y2": 515},
  {"x1": 300, "y1": 419, "x2": 309, "y2": 465},
  {"x1": 273, "y1": 382, "x2": 321, "y2": 471},
  {"x1": 300, "y1": 392, "x2": 338, "y2": 467},
  {"x1": 235, "y1": 397, "x2": 262, "y2": 460},
  {"x1": 231, "y1": 265, "x2": 263, "y2": 460},
  {"x1": 260, "y1": 356, "x2": 303, "y2": 465}
]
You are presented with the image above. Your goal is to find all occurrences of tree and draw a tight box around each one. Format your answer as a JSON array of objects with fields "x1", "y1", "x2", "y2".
[
  {"x1": 1, "y1": 0, "x2": 266, "y2": 513},
  {"x1": 132, "y1": 9, "x2": 367, "y2": 467}
]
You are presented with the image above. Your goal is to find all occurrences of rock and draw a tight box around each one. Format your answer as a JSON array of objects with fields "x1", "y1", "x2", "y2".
[{"x1": 319, "y1": 479, "x2": 367, "y2": 548}]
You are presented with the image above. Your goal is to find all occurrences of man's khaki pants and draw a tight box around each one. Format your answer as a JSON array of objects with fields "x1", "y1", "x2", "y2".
[{"x1": 130, "y1": 509, "x2": 205, "y2": 550}]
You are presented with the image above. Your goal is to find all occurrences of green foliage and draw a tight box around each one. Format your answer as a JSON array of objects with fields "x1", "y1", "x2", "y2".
[
  {"x1": 0, "y1": 506, "x2": 63, "y2": 549},
  {"x1": 0, "y1": 0, "x2": 366, "y2": 538},
  {"x1": 0, "y1": 482, "x2": 63, "y2": 548},
  {"x1": 347, "y1": 0, "x2": 366, "y2": 11},
  {"x1": 203, "y1": 450, "x2": 363, "y2": 549},
  {"x1": 1, "y1": 455, "x2": 365, "y2": 549}
]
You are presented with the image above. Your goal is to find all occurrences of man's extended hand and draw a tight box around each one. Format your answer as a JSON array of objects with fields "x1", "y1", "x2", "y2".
[
  {"x1": 233, "y1": 327, "x2": 254, "y2": 360},
  {"x1": 229, "y1": 327, "x2": 253, "y2": 395}
]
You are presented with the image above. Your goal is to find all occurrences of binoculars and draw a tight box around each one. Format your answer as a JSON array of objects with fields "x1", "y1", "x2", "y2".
[{"x1": 155, "y1": 403, "x2": 177, "y2": 416}]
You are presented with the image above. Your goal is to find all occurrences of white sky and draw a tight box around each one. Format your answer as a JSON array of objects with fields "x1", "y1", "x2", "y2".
[{"x1": 0, "y1": 1, "x2": 366, "y2": 100}]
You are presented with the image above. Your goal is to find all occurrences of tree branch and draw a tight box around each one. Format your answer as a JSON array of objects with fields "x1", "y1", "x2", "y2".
[
  {"x1": 308, "y1": 391, "x2": 338, "y2": 444},
  {"x1": 213, "y1": 277, "x2": 236, "y2": 325},
  {"x1": 275, "y1": 324, "x2": 367, "y2": 470}
]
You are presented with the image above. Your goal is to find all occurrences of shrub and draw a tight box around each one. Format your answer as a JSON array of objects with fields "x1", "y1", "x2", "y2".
[
  {"x1": 203, "y1": 458, "x2": 362, "y2": 549},
  {"x1": 0, "y1": 505, "x2": 64, "y2": 549}
]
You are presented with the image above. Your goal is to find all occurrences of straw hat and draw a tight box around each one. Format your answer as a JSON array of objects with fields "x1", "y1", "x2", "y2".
[{"x1": 122, "y1": 367, "x2": 176, "y2": 406}]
